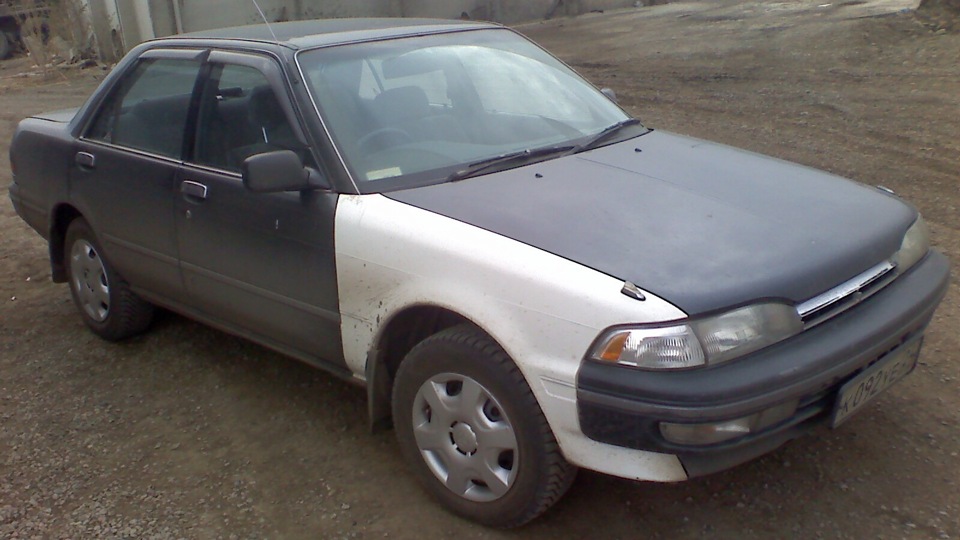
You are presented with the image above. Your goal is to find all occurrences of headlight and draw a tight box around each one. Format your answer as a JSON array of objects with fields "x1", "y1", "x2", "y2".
[
  {"x1": 689, "y1": 303, "x2": 804, "y2": 365},
  {"x1": 591, "y1": 324, "x2": 705, "y2": 369},
  {"x1": 894, "y1": 216, "x2": 930, "y2": 272},
  {"x1": 589, "y1": 303, "x2": 802, "y2": 370}
]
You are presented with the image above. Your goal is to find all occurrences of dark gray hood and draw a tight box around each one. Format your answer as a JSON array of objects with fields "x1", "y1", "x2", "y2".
[{"x1": 386, "y1": 131, "x2": 916, "y2": 316}]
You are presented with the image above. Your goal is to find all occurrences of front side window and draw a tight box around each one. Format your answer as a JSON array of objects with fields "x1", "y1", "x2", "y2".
[
  {"x1": 298, "y1": 29, "x2": 632, "y2": 191},
  {"x1": 193, "y1": 63, "x2": 308, "y2": 173},
  {"x1": 87, "y1": 58, "x2": 202, "y2": 158}
]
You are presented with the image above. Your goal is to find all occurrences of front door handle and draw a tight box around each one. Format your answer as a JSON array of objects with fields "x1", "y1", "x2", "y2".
[
  {"x1": 75, "y1": 152, "x2": 96, "y2": 169},
  {"x1": 181, "y1": 180, "x2": 208, "y2": 200}
]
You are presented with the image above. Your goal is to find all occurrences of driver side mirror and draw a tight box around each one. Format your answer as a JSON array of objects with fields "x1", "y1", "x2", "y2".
[{"x1": 241, "y1": 150, "x2": 329, "y2": 193}]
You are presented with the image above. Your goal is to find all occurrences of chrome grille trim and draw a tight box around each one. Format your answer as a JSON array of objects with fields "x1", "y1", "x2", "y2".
[{"x1": 797, "y1": 260, "x2": 897, "y2": 328}]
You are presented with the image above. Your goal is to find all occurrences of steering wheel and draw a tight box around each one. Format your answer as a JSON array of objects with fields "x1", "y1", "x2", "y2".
[{"x1": 357, "y1": 127, "x2": 412, "y2": 154}]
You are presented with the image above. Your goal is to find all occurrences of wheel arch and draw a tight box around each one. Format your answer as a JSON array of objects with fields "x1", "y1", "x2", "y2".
[
  {"x1": 366, "y1": 303, "x2": 498, "y2": 431},
  {"x1": 49, "y1": 203, "x2": 83, "y2": 283}
]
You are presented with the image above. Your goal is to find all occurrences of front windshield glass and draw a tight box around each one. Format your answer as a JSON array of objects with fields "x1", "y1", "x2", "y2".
[{"x1": 297, "y1": 29, "x2": 635, "y2": 191}]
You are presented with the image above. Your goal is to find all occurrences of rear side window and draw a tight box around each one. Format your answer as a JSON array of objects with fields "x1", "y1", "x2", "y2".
[{"x1": 86, "y1": 58, "x2": 202, "y2": 158}]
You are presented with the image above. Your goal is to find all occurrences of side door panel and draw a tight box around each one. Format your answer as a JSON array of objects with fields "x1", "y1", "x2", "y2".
[
  {"x1": 69, "y1": 49, "x2": 206, "y2": 301},
  {"x1": 70, "y1": 144, "x2": 182, "y2": 299},
  {"x1": 175, "y1": 51, "x2": 344, "y2": 367},
  {"x1": 177, "y1": 168, "x2": 342, "y2": 362}
]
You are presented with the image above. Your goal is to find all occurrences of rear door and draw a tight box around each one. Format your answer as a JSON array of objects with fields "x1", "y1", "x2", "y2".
[
  {"x1": 174, "y1": 50, "x2": 344, "y2": 368},
  {"x1": 71, "y1": 49, "x2": 205, "y2": 301}
]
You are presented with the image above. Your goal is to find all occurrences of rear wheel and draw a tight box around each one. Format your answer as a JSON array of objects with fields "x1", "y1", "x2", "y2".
[
  {"x1": 65, "y1": 218, "x2": 154, "y2": 341},
  {"x1": 392, "y1": 324, "x2": 576, "y2": 527}
]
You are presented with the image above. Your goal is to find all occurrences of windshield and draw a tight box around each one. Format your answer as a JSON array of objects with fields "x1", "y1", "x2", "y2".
[{"x1": 297, "y1": 28, "x2": 637, "y2": 191}]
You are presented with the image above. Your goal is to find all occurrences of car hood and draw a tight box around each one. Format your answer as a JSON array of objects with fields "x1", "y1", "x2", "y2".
[{"x1": 385, "y1": 131, "x2": 916, "y2": 316}]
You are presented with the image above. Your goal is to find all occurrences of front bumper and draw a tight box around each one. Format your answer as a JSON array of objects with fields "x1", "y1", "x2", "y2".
[{"x1": 577, "y1": 250, "x2": 950, "y2": 478}]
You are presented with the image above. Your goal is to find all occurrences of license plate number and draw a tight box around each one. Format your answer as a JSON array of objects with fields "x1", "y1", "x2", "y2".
[{"x1": 831, "y1": 339, "x2": 921, "y2": 427}]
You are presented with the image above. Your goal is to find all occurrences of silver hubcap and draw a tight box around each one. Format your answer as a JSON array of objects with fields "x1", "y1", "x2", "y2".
[
  {"x1": 70, "y1": 239, "x2": 110, "y2": 322},
  {"x1": 412, "y1": 373, "x2": 518, "y2": 503}
]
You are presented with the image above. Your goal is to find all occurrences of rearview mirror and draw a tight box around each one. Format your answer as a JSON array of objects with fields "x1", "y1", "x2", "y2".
[{"x1": 241, "y1": 150, "x2": 329, "y2": 193}]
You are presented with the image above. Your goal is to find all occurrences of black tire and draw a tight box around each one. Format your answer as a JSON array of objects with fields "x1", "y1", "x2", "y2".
[
  {"x1": 65, "y1": 218, "x2": 154, "y2": 341},
  {"x1": 392, "y1": 324, "x2": 576, "y2": 528}
]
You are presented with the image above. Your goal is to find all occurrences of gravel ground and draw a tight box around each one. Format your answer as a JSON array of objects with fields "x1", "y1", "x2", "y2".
[{"x1": 1, "y1": 1, "x2": 958, "y2": 538}]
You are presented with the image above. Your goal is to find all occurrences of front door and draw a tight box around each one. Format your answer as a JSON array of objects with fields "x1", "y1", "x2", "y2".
[{"x1": 174, "y1": 50, "x2": 344, "y2": 368}]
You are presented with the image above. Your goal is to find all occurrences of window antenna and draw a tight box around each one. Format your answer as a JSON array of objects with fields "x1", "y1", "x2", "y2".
[
  {"x1": 251, "y1": 0, "x2": 280, "y2": 44},
  {"x1": 248, "y1": 0, "x2": 363, "y2": 195}
]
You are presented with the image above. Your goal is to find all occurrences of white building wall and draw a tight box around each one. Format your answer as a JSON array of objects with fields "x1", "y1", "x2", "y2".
[
  {"x1": 81, "y1": 0, "x2": 124, "y2": 61},
  {"x1": 92, "y1": 0, "x2": 641, "y2": 53},
  {"x1": 178, "y1": 0, "x2": 286, "y2": 33},
  {"x1": 176, "y1": 0, "x2": 399, "y2": 33},
  {"x1": 133, "y1": 0, "x2": 157, "y2": 40}
]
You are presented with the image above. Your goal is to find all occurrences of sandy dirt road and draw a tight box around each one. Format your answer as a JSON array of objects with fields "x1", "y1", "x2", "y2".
[{"x1": 1, "y1": 1, "x2": 958, "y2": 538}]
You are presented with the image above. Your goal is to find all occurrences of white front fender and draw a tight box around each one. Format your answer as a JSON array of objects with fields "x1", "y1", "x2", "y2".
[{"x1": 335, "y1": 194, "x2": 690, "y2": 482}]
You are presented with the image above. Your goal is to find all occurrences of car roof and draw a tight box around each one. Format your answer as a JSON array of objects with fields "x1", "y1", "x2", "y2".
[{"x1": 167, "y1": 18, "x2": 498, "y2": 50}]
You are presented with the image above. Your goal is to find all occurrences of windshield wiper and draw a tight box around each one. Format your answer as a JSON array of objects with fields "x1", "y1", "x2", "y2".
[
  {"x1": 442, "y1": 120, "x2": 645, "y2": 183},
  {"x1": 568, "y1": 118, "x2": 646, "y2": 155},
  {"x1": 445, "y1": 144, "x2": 575, "y2": 183}
]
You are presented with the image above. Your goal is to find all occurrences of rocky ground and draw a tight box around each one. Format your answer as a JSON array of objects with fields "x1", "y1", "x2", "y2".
[{"x1": 1, "y1": 1, "x2": 958, "y2": 538}]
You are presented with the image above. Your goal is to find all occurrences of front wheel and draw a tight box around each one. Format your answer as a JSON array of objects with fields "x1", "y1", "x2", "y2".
[
  {"x1": 65, "y1": 218, "x2": 154, "y2": 341},
  {"x1": 392, "y1": 325, "x2": 576, "y2": 527}
]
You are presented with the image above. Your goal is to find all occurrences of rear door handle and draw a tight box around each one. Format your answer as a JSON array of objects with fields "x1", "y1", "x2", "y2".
[
  {"x1": 181, "y1": 180, "x2": 208, "y2": 200},
  {"x1": 75, "y1": 152, "x2": 96, "y2": 169}
]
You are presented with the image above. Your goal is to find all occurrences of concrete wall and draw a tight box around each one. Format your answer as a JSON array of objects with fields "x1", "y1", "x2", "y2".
[
  {"x1": 85, "y1": 0, "x2": 123, "y2": 61},
  {"x1": 82, "y1": 0, "x2": 643, "y2": 57},
  {"x1": 175, "y1": 0, "x2": 403, "y2": 33}
]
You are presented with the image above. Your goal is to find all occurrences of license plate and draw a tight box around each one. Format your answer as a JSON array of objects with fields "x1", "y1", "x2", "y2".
[{"x1": 831, "y1": 338, "x2": 921, "y2": 428}]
